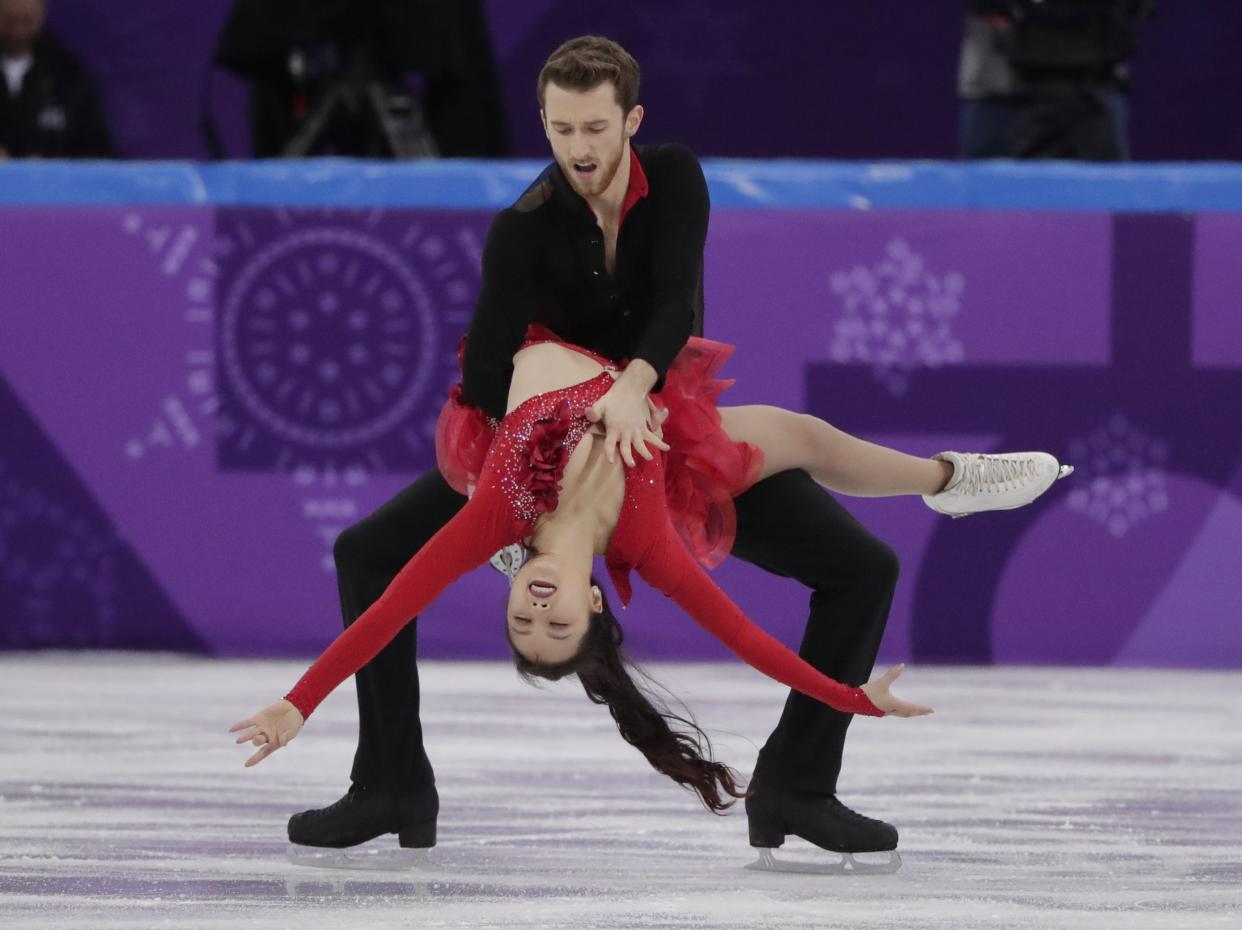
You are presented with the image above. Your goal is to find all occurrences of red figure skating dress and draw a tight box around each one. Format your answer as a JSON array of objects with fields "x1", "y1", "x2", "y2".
[{"x1": 284, "y1": 327, "x2": 883, "y2": 721}]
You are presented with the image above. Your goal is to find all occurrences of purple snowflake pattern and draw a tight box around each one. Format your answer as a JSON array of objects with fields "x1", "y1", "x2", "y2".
[{"x1": 1065, "y1": 413, "x2": 1170, "y2": 538}]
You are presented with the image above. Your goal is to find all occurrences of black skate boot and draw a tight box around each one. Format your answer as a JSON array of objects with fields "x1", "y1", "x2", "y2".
[
  {"x1": 287, "y1": 783, "x2": 438, "y2": 850},
  {"x1": 744, "y1": 786, "x2": 901, "y2": 874}
]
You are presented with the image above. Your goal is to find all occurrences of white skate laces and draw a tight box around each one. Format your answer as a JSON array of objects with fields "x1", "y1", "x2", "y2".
[
  {"x1": 954, "y1": 453, "x2": 1035, "y2": 494},
  {"x1": 922, "y1": 450, "x2": 1073, "y2": 518}
]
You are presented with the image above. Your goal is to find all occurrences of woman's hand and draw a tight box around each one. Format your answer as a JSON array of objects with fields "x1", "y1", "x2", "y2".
[
  {"x1": 585, "y1": 381, "x2": 671, "y2": 467},
  {"x1": 861, "y1": 664, "x2": 934, "y2": 718},
  {"x1": 229, "y1": 699, "x2": 305, "y2": 767}
]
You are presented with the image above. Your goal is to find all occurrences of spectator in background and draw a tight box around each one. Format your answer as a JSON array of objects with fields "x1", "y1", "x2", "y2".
[
  {"x1": 0, "y1": 0, "x2": 114, "y2": 158},
  {"x1": 958, "y1": 0, "x2": 1154, "y2": 161}
]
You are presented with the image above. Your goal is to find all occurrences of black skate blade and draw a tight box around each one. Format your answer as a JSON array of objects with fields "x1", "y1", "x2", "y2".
[
  {"x1": 745, "y1": 848, "x2": 902, "y2": 876},
  {"x1": 286, "y1": 844, "x2": 433, "y2": 872}
]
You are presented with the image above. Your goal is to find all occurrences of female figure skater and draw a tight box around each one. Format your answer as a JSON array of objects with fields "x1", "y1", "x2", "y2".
[{"x1": 231, "y1": 326, "x2": 1069, "y2": 827}]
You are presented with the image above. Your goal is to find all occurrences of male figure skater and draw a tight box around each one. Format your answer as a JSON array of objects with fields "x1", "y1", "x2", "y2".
[{"x1": 287, "y1": 34, "x2": 1035, "y2": 862}]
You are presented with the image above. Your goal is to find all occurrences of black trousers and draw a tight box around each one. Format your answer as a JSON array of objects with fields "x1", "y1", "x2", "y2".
[{"x1": 332, "y1": 467, "x2": 898, "y2": 800}]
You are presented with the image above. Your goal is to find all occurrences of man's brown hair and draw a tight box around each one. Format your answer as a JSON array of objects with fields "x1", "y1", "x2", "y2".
[{"x1": 537, "y1": 35, "x2": 640, "y2": 114}]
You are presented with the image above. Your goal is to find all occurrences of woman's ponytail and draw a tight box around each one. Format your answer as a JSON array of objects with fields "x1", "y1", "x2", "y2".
[{"x1": 507, "y1": 577, "x2": 749, "y2": 813}]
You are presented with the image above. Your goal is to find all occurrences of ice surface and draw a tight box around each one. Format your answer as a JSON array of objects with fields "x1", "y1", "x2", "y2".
[{"x1": 1, "y1": 655, "x2": 1239, "y2": 929}]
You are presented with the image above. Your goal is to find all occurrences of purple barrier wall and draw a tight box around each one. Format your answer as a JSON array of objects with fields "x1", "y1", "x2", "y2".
[
  {"x1": 2, "y1": 203, "x2": 1239, "y2": 666},
  {"x1": 41, "y1": 1, "x2": 1242, "y2": 162}
]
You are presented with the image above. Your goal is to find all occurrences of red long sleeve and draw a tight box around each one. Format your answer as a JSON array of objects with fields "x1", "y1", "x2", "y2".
[
  {"x1": 284, "y1": 483, "x2": 520, "y2": 720},
  {"x1": 607, "y1": 462, "x2": 884, "y2": 718}
]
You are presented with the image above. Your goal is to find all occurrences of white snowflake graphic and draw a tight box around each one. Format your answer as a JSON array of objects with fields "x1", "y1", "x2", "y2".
[
  {"x1": 121, "y1": 212, "x2": 216, "y2": 460},
  {"x1": 1065, "y1": 413, "x2": 1170, "y2": 538},
  {"x1": 829, "y1": 238, "x2": 965, "y2": 396}
]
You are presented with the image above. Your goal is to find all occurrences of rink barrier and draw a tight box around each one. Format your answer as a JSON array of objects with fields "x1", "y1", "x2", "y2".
[
  {"x1": 1, "y1": 159, "x2": 1242, "y2": 210},
  {"x1": 1, "y1": 159, "x2": 1239, "y2": 666}
]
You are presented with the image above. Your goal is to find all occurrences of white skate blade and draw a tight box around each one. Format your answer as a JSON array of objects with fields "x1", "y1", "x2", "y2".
[
  {"x1": 286, "y1": 844, "x2": 433, "y2": 872},
  {"x1": 745, "y1": 848, "x2": 902, "y2": 876}
]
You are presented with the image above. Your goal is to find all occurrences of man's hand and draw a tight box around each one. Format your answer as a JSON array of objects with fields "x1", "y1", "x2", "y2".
[{"x1": 585, "y1": 371, "x2": 670, "y2": 467}]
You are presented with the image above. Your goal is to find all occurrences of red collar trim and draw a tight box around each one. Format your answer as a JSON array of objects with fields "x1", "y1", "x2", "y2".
[{"x1": 619, "y1": 146, "x2": 649, "y2": 227}]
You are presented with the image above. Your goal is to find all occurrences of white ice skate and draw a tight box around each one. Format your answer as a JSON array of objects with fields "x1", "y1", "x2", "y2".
[
  {"x1": 921, "y1": 450, "x2": 1073, "y2": 519},
  {"x1": 746, "y1": 846, "x2": 902, "y2": 875},
  {"x1": 286, "y1": 844, "x2": 433, "y2": 872}
]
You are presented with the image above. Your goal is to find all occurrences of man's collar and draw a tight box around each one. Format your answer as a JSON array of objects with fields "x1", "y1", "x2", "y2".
[
  {"x1": 549, "y1": 145, "x2": 650, "y2": 225},
  {"x1": 619, "y1": 147, "x2": 649, "y2": 225}
]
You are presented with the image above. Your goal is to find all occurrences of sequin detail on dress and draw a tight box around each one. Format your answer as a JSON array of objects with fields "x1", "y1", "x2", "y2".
[
  {"x1": 478, "y1": 371, "x2": 614, "y2": 525},
  {"x1": 435, "y1": 325, "x2": 617, "y2": 498}
]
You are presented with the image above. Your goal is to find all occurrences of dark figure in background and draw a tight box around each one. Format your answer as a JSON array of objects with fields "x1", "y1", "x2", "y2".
[
  {"x1": 0, "y1": 0, "x2": 114, "y2": 159},
  {"x1": 958, "y1": 0, "x2": 1155, "y2": 161},
  {"x1": 214, "y1": 0, "x2": 507, "y2": 158}
]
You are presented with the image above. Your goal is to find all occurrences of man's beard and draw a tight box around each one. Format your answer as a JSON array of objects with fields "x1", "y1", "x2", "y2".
[{"x1": 564, "y1": 143, "x2": 625, "y2": 198}]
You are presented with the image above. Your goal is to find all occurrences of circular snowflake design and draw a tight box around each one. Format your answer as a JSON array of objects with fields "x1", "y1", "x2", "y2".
[{"x1": 218, "y1": 227, "x2": 442, "y2": 452}]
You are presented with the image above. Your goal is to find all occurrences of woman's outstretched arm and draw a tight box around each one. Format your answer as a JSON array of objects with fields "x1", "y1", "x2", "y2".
[
  {"x1": 229, "y1": 484, "x2": 520, "y2": 766},
  {"x1": 281, "y1": 483, "x2": 518, "y2": 720},
  {"x1": 233, "y1": 486, "x2": 519, "y2": 759},
  {"x1": 633, "y1": 526, "x2": 932, "y2": 718}
]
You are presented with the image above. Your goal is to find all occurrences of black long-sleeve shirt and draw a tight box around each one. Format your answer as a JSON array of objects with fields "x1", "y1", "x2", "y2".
[{"x1": 460, "y1": 142, "x2": 709, "y2": 419}]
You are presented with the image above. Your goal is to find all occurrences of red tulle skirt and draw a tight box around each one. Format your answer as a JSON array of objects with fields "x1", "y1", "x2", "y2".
[{"x1": 435, "y1": 325, "x2": 763, "y2": 569}]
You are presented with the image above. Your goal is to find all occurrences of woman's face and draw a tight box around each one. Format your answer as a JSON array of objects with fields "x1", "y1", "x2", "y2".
[{"x1": 505, "y1": 553, "x2": 602, "y2": 663}]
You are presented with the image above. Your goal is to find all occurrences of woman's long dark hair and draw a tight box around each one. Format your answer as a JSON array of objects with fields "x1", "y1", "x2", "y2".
[{"x1": 505, "y1": 575, "x2": 750, "y2": 813}]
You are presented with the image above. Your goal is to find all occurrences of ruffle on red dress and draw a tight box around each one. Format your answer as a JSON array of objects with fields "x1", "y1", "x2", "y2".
[
  {"x1": 654, "y1": 336, "x2": 763, "y2": 569},
  {"x1": 434, "y1": 335, "x2": 500, "y2": 497},
  {"x1": 434, "y1": 327, "x2": 763, "y2": 568},
  {"x1": 522, "y1": 398, "x2": 578, "y2": 517}
]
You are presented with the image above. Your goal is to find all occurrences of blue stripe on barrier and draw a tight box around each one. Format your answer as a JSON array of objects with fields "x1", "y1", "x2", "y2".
[{"x1": 0, "y1": 158, "x2": 1241, "y2": 211}]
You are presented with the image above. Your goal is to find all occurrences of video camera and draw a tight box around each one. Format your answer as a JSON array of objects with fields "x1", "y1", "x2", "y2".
[{"x1": 213, "y1": 0, "x2": 436, "y2": 157}]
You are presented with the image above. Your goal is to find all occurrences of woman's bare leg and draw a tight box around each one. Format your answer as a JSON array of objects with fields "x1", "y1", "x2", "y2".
[{"x1": 718, "y1": 405, "x2": 954, "y2": 497}]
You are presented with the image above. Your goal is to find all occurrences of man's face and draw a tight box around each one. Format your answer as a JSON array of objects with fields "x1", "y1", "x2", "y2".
[
  {"x1": 541, "y1": 80, "x2": 641, "y2": 200},
  {"x1": 0, "y1": 0, "x2": 45, "y2": 56}
]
